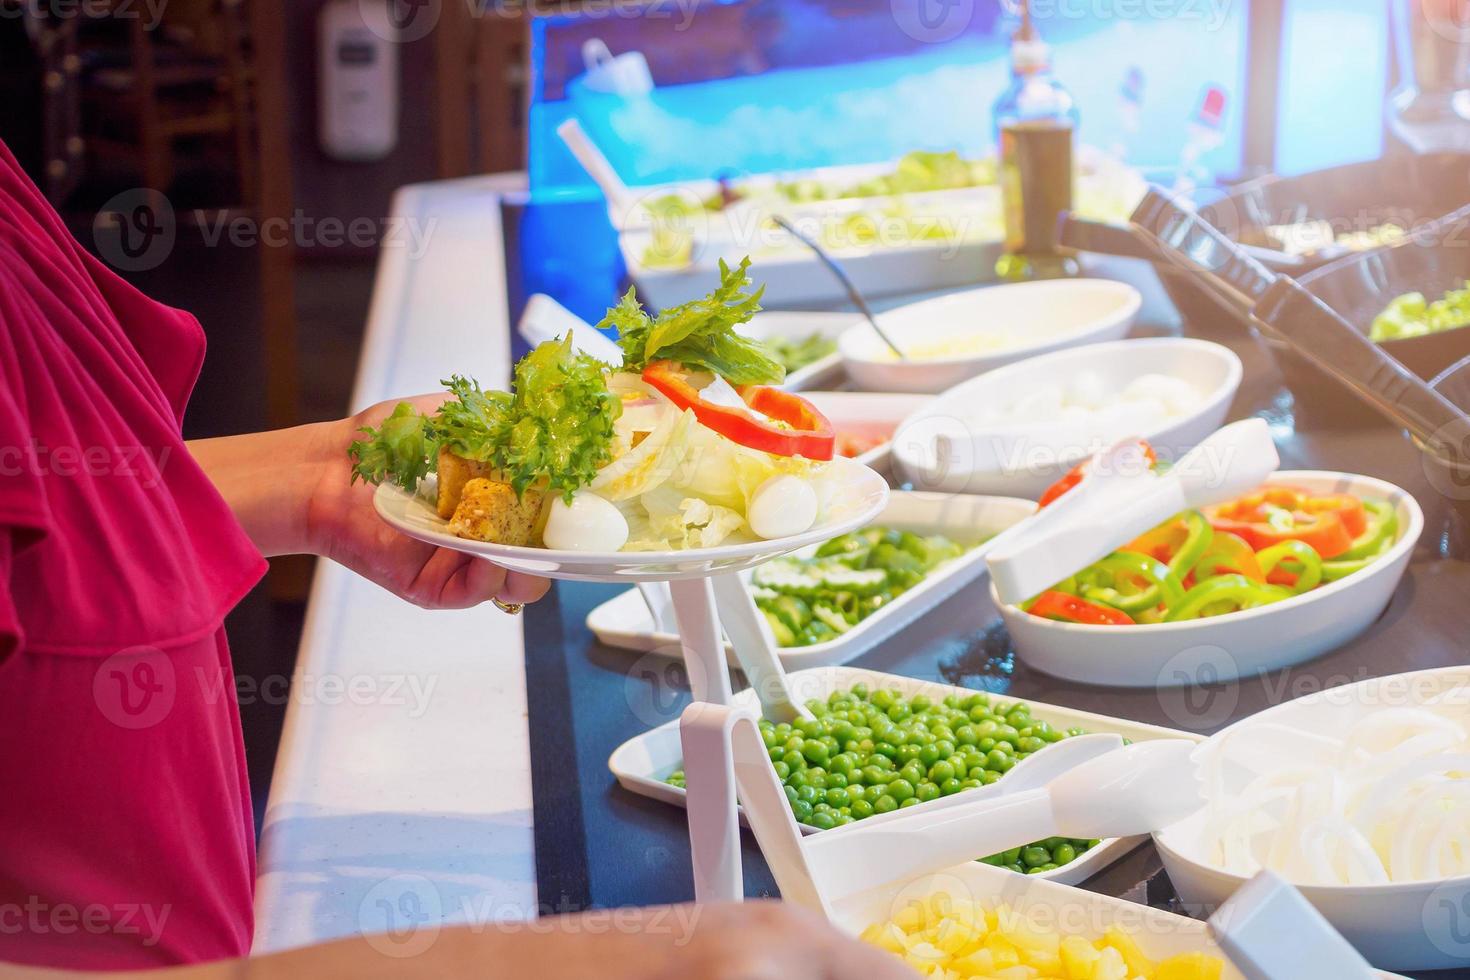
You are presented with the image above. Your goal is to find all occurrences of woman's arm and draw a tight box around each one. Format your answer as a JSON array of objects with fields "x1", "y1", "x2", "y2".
[
  {"x1": 187, "y1": 396, "x2": 547, "y2": 610},
  {"x1": 0, "y1": 903, "x2": 916, "y2": 980}
]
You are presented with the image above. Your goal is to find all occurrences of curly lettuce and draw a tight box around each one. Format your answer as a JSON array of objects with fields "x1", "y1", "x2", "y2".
[
  {"x1": 602, "y1": 256, "x2": 784, "y2": 386},
  {"x1": 349, "y1": 335, "x2": 621, "y2": 502}
]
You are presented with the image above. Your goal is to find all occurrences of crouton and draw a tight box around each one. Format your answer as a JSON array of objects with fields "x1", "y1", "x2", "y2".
[
  {"x1": 448, "y1": 478, "x2": 547, "y2": 546},
  {"x1": 436, "y1": 447, "x2": 495, "y2": 519}
]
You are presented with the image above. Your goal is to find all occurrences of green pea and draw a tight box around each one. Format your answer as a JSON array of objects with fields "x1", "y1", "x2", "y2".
[
  {"x1": 929, "y1": 760, "x2": 956, "y2": 783},
  {"x1": 802, "y1": 741, "x2": 830, "y2": 767},
  {"x1": 783, "y1": 785, "x2": 798, "y2": 805},
  {"x1": 809, "y1": 811, "x2": 837, "y2": 830},
  {"x1": 888, "y1": 778, "x2": 916, "y2": 802},
  {"x1": 1004, "y1": 863, "x2": 1025, "y2": 875},
  {"x1": 1021, "y1": 846, "x2": 1050, "y2": 868},
  {"x1": 915, "y1": 782, "x2": 941, "y2": 803},
  {"x1": 781, "y1": 750, "x2": 805, "y2": 770},
  {"x1": 806, "y1": 770, "x2": 828, "y2": 790},
  {"x1": 874, "y1": 795, "x2": 898, "y2": 814},
  {"x1": 850, "y1": 799, "x2": 874, "y2": 819},
  {"x1": 899, "y1": 797, "x2": 921, "y2": 808},
  {"x1": 829, "y1": 754, "x2": 855, "y2": 776},
  {"x1": 786, "y1": 770, "x2": 808, "y2": 789},
  {"x1": 772, "y1": 761, "x2": 790, "y2": 780},
  {"x1": 825, "y1": 787, "x2": 851, "y2": 808},
  {"x1": 955, "y1": 726, "x2": 978, "y2": 746},
  {"x1": 984, "y1": 749, "x2": 1011, "y2": 771},
  {"x1": 939, "y1": 777, "x2": 963, "y2": 796},
  {"x1": 826, "y1": 771, "x2": 848, "y2": 789},
  {"x1": 796, "y1": 784, "x2": 819, "y2": 804},
  {"x1": 979, "y1": 770, "x2": 1002, "y2": 785},
  {"x1": 792, "y1": 800, "x2": 813, "y2": 821},
  {"x1": 1052, "y1": 843, "x2": 1077, "y2": 866}
]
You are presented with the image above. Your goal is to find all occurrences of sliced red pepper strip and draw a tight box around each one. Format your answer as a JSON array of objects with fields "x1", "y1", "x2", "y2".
[
  {"x1": 1027, "y1": 590, "x2": 1136, "y2": 626},
  {"x1": 1204, "y1": 485, "x2": 1355, "y2": 559},
  {"x1": 641, "y1": 361, "x2": 835, "y2": 460},
  {"x1": 1037, "y1": 441, "x2": 1158, "y2": 508}
]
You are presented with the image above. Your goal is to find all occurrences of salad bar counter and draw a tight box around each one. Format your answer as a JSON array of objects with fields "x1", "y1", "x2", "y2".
[{"x1": 514, "y1": 280, "x2": 1470, "y2": 978}]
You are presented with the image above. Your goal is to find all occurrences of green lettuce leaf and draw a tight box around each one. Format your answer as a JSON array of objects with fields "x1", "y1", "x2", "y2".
[
  {"x1": 349, "y1": 402, "x2": 438, "y2": 491},
  {"x1": 348, "y1": 335, "x2": 621, "y2": 502},
  {"x1": 603, "y1": 257, "x2": 784, "y2": 386}
]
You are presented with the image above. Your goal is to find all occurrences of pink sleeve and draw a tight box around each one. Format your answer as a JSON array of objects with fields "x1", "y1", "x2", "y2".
[{"x1": 0, "y1": 532, "x2": 19, "y2": 661}]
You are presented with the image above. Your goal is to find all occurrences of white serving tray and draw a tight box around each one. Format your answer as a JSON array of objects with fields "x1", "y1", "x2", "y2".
[
  {"x1": 609, "y1": 664, "x2": 1204, "y2": 887},
  {"x1": 588, "y1": 491, "x2": 1034, "y2": 669}
]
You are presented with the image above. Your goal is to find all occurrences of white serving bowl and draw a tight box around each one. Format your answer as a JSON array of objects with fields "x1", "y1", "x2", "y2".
[
  {"x1": 892, "y1": 337, "x2": 1242, "y2": 498},
  {"x1": 993, "y1": 471, "x2": 1423, "y2": 687},
  {"x1": 839, "y1": 279, "x2": 1141, "y2": 394},
  {"x1": 1155, "y1": 666, "x2": 1470, "y2": 973}
]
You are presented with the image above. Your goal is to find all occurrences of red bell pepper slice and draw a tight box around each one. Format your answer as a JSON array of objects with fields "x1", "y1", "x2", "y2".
[
  {"x1": 641, "y1": 361, "x2": 836, "y2": 460},
  {"x1": 1204, "y1": 485, "x2": 1359, "y2": 559},
  {"x1": 1026, "y1": 590, "x2": 1136, "y2": 626}
]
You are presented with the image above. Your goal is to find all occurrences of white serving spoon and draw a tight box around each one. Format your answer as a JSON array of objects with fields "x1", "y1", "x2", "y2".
[
  {"x1": 680, "y1": 702, "x2": 1201, "y2": 915},
  {"x1": 556, "y1": 118, "x2": 640, "y2": 225},
  {"x1": 986, "y1": 417, "x2": 1280, "y2": 606}
]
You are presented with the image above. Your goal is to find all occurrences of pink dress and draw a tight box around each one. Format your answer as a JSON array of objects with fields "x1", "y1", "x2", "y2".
[{"x1": 0, "y1": 141, "x2": 267, "y2": 967}]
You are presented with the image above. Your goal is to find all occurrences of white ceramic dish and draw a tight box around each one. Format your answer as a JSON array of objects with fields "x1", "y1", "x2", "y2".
[
  {"x1": 588, "y1": 491, "x2": 1035, "y2": 669},
  {"x1": 737, "y1": 311, "x2": 854, "y2": 392},
  {"x1": 1155, "y1": 666, "x2": 1469, "y2": 973},
  {"x1": 372, "y1": 457, "x2": 888, "y2": 582},
  {"x1": 839, "y1": 279, "x2": 1141, "y2": 395},
  {"x1": 893, "y1": 337, "x2": 1243, "y2": 498},
  {"x1": 800, "y1": 391, "x2": 931, "y2": 472},
  {"x1": 995, "y1": 471, "x2": 1423, "y2": 687},
  {"x1": 828, "y1": 859, "x2": 1406, "y2": 979},
  {"x1": 608, "y1": 664, "x2": 1201, "y2": 887}
]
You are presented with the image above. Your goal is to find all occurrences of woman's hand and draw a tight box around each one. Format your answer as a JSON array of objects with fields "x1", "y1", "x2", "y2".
[{"x1": 187, "y1": 397, "x2": 549, "y2": 611}]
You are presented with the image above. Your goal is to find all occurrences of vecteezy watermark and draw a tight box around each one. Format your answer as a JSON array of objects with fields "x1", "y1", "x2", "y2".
[
  {"x1": 196, "y1": 668, "x2": 440, "y2": 718},
  {"x1": 0, "y1": 441, "x2": 172, "y2": 490},
  {"x1": 359, "y1": 874, "x2": 443, "y2": 958},
  {"x1": 1028, "y1": 0, "x2": 1233, "y2": 31},
  {"x1": 0, "y1": 0, "x2": 168, "y2": 30},
  {"x1": 1155, "y1": 644, "x2": 1240, "y2": 731},
  {"x1": 357, "y1": 0, "x2": 700, "y2": 44},
  {"x1": 892, "y1": 0, "x2": 976, "y2": 44},
  {"x1": 1424, "y1": 879, "x2": 1470, "y2": 961},
  {"x1": 194, "y1": 210, "x2": 438, "y2": 259},
  {"x1": 0, "y1": 897, "x2": 172, "y2": 948},
  {"x1": 93, "y1": 189, "x2": 175, "y2": 273},
  {"x1": 93, "y1": 646, "x2": 176, "y2": 730}
]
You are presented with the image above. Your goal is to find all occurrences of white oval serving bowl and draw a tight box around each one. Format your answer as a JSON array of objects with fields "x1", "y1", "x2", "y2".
[
  {"x1": 1154, "y1": 666, "x2": 1470, "y2": 973},
  {"x1": 839, "y1": 278, "x2": 1141, "y2": 393},
  {"x1": 993, "y1": 471, "x2": 1423, "y2": 687},
  {"x1": 893, "y1": 337, "x2": 1242, "y2": 498}
]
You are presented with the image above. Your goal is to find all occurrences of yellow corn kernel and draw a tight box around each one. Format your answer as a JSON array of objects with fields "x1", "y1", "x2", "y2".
[
  {"x1": 1060, "y1": 934, "x2": 1101, "y2": 979},
  {"x1": 894, "y1": 903, "x2": 926, "y2": 933},
  {"x1": 949, "y1": 948, "x2": 997, "y2": 977},
  {"x1": 1156, "y1": 951, "x2": 1224, "y2": 980},
  {"x1": 1094, "y1": 946, "x2": 1128, "y2": 980},
  {"x1": 1101, "y1": 927, "x2": 1152, "y2": 977},
  {"x1": 984, "y1": 932, "x2": 1022, "y2": 970}
]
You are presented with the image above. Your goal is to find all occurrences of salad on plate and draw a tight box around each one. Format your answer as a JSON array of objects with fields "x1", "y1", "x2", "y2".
[{"x1": 349, "y1": 259, "x2": 853, "y2": 554}]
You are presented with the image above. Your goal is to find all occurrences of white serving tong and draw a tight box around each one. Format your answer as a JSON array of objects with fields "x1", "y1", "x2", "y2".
[
  {"x1": 679, "y1": 702, "x2": 1203, "y2": 917},
  {"x1": 556, "y1": 118, "x2": 641, "y2": 226},
  {"x1": 1209, "y1": 869, "x2": 1379, "y2": 980},
  {"x1": 986, "y1": 418, "x2": 1281, "y2": 606},
  {"x1": 516, "y1": 293, "x2": 625, "y2": 363}
]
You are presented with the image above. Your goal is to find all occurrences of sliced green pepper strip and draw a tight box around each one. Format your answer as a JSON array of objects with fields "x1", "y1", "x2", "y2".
[
  {"x1": 1255, "y1": 540, "x2": 1324, "y2": 595},
  {"x1": 1163, "y1": 574, "x2": 1293, "y2": 622},
  {"x1": 1168, "y1": 511, "x2": 1215, "y2": 576},
  {"x1": 1079, "y1": 551, "x2": 1186, "y2": 614},
  {"x1": 1337, "y1": 499, "x2": 1397, "y2": 561}
]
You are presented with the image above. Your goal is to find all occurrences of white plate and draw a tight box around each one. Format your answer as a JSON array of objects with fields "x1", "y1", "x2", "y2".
[
  {"x1": 828, "y1": 859, "x2": 1407, "y2": 979},
  {"x1": 372, "y1": 457, "x2": 889, "y2": 582},
  {"x1": 587, "y1": 491, "x2": 1035, "y2": 668},
  {"x1": 737, "y1": 311, "x2": 855, "y2": 392},
  {"x1": 995, "y1": 471, "x2": 1423, "y2": 687},
  {"x1": 839, "y1": 279, "x2": 1141, "y2": 394},
  {"x1": 893, "y1": 337, "x2": 1243, "y2": 499},
  {"x1": 608, "y1": 665, "x2": 1202, "y2": 887},
  {"x1": 1155, "y1": 666, "x2": 1469, "y2": 973}
]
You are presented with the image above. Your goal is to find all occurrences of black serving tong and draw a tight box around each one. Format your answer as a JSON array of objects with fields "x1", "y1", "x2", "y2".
[{"x1": 1072, "y1": 188, "x2": 1470, "y2": 473}]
